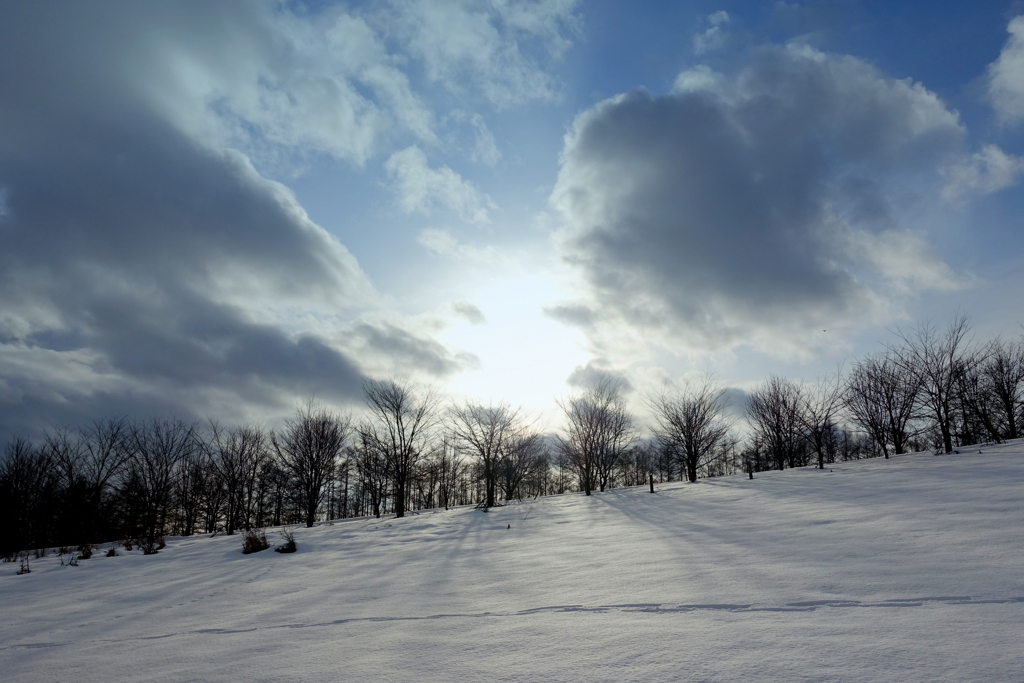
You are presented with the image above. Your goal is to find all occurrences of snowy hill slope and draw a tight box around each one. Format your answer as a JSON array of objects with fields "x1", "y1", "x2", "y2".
[{"x1": 3, "y1": 444, "x2": 1024, "y2": 682}]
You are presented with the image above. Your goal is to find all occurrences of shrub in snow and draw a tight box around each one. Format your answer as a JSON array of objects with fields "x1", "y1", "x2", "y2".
[
  {"x1": 274, "y1": 528, "x2": 297, "y2": 554},
  {"x1": 242, "y1": 529, "x2": 270, "y2": 554},
  {"x1": 138, "y1": 536, "x2": 164, "y2": 555},
  {"x1": 106, "y1": 547, "x2": 117, "y2": 557},
  {"x1": 77, "y1": 544, "x2": 93, "y2": 560},
  {"x1": 17, "y1": 557, "x2": 30, "y2": 575}
]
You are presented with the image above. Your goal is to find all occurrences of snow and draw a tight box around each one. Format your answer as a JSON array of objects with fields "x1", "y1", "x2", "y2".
[{"x1": 3, "y1": 443, "x2": 1024, "y2": 682}]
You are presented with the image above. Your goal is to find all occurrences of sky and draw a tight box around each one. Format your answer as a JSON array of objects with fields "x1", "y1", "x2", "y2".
[{"x1": 2, "y1": 0, "x2": 1024, "y2": 438}]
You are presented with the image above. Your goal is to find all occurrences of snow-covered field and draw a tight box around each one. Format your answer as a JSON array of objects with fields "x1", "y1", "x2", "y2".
[{"x1": 3, "y1": 444, "x2": 1024, "y2": 682}]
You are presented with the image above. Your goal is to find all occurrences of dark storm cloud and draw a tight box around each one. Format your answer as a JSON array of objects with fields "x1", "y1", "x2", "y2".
[
  {"x1": 550, "y1": 46, "x2": 966, "y2": 355},
  {"x1": 0, "y1": 2, "x2": 465, "y2": 439}
]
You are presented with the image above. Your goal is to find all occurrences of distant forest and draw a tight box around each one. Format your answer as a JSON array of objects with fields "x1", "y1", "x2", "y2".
[{"x1": 3, "y1": 313, "x2": 1021, "y2": 558}]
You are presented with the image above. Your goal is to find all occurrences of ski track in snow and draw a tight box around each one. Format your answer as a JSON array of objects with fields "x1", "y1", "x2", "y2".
[
  {"x1": 5, "y1": 597, "x2": 1024, "y2": 651},
  {"x1": 6, "y1": 593, "x2": 1024, "y2": 651}
]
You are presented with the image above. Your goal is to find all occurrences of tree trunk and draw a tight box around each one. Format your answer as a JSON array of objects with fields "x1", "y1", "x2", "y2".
[
  {"x1": 394, "y1": 481, "x2": 406, "y2": 518},
  {"x1": 305, "y1": 505, "x2": 315, "y2": 528}
]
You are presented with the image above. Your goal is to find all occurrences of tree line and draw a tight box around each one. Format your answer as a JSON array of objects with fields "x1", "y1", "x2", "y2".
[{"x1": 2, "y1": 314, "x2": 1022, "y2": 557}]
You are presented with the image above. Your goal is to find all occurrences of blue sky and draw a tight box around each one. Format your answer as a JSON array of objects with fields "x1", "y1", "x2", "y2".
[{"x1": 2, "y1": 1, "x2": 1023, "y2": 436}]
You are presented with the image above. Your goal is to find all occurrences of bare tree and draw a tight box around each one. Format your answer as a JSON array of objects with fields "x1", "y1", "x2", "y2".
[
  {"x1": 551, "y1": 446, "x2": 571, "y2": 494},
  {"x1": 360, "y1": 378, "x2": 440, "y2": 518},
  {"x1": 0, "y1": 437, "x2": 58, "y2": 556},
  {"x1": 615, "y1": 439, "x2": 657, "y2": 487},
  {"x1": 500, "y1": 430, "x2": 547, "y2": 501},
  {"x1": 208, "y1": 423, "x2": 270, "y2": 534},
  {"x1": 260, "y1": 461, "x2": 289, "y2": 528},
  {"x1": 273, "y1": 403, "x2": 350, "y2": 528},
  {"x1": 747, "y1": 376, "x2": 804, "y2": 471},
  {"x1": 352, "y1": 429, "x2": 389, "y2": 518},
  {"x1": 556, "y1": 377, "x2": 636, "y2": 495},
  {"x1": 39, "y1": 427, "x2": 86, "y2": 546},
  {"x1": 40, "y1": 427, "x2": 82, "y2": 494},
  {"x1": 800, "y1": 368, "x2": 846, "y2": 469},
  {"x1": 449, "y1": 402, "x2": 522, "y2": 508},
  {"x1": 981, "y1": 336, "x2": 1024, "y2": 440},
  {"x1": 78, "y1": 417, "x2": 130, "y2": 541},
  {"x1": 648, "y1": 376, "x2": 733, "y2": 483},
  {"x1": 893, "y1": 314, "x2": 979, "y2": 453},
  {"x1": 433, "y1": 435, "x2": 467, "y2": 510},
  {"x1": 122, "y1": 417, "x2": 198, "y2": 551},
  {"x1": 174, "y1": 444, "x2": 211, "y2": 536},
  {"x1": 955, "y1": 350, "x2": 1003, "y2": 444},
  {"x1": 845, "y1": 353, "x2": 920, "y2": 458}
]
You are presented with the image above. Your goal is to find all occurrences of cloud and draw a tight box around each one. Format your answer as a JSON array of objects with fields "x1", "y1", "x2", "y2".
[
  {"x1": 566, "y1": 359, "x2": 634, "y2": 393},
  {"x1": 673, "y1": 65, "x2": 724, "y2": 93},
  {"x1": 543, "y1": 304, "x2": 599, "y2": 330},
  {"x1": 0, "y1": 1, "x2": 570, "y2": 176},
  {"x1": 941, "y1": 145, "x2": 1024, "y2": 202},
  {"x1": 718, "y1": 387, "x2": 751, "y2": 420},
  {"x1": 452, "y1": 302, "x2": 487, "y2": 325},
  {"x1": 72, "y1": 2, "x2": 440, "y2": 171},
  {"x1": 988, "y1": 16, "x2": 1024, "y2": 124},
  {"x1": 387, "y1": 0, "x2": 580, "y2": 108},
  {"x1": 2, "y1": 1, "x2": 561, "y2": 439},
  {"x1": 550, "y1": 44, "x2": 967, "y2": 357},
  {"x1": 469, "y1": 114, "x2": 503, "y2": 166},
  {"x1": 349, "y1": 321, "x2": 481, "y2": 377},
  {"x1": 386, "y1": 147, "x2": 495, "y2": 224},
  {"x1": 417, "y1": 228, "x2": 502, "y2": 262},
  {"x1": 694, "y1": 11, "x2": 731, "y2": 55},
  {"x1": 0, "y1": 109, "x2": 372, "y2": 435}
]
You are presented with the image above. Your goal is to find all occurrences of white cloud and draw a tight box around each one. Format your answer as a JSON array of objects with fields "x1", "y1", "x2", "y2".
[
  {"x1": 566, "y1": 358, "x2": 633, "y2": 392},
  {"x1": 452, "y1": 301, "x2": 487, "y2": 325},
  {"x1": 843, "y1": 228, "x2": 969, "y2": 294},
  {"x1": 135, "y1": 5, "x2": 437, "y2": 169},
  {"x1": 469, "y1": 114, "x2": 502, "y2": 166},
  {"x1": 550, "y1": 44, "x2": 967, "y2": 357},
  {"x1": 941, "y1": 144, "x2": 1024, "y2": 202},
  {"x1": 417, "y1": 228, "x2": 500, "y2": 262},
  {"x1": 988, "y1": 16, "x2": 1024, "y2": 124},
  {"x1": 673, "y1": 65, "x2": 725, "y2": 93},
  {"x1": 131, "y1": 1, "x2": 576, "y2": 170},
  {"x1": 694, "y1": 11, "x2": 730, "y2": 55},
  {"x1": 388, "y1": 0, "x2": 580, "y2": 108},
  {"x1": 386, "y1": 147, "x2": 495, "y2": 224}
]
